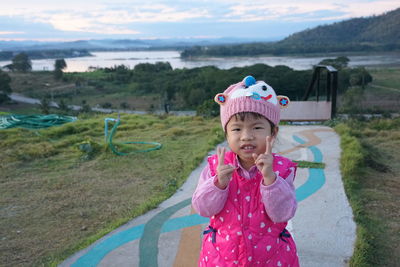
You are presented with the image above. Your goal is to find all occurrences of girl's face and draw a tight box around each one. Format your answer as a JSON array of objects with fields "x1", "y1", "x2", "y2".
[{"x1": 226, "y1": 114, "x2": 277, "y2": 169}]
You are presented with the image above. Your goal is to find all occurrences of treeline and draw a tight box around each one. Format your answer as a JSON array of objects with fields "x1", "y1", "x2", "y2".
[
  {"x1": 181, "y1": 8, "x2": 400, "y2": 58},
  {"x1": 62, "y1": 58, "x2": 371, "y2": 115},
  {"x1": 0, "y1": 49, "x2": 91, "y2": 61},
  {"x1": 180, "y1": 42, "x2": 400, "y2": 58}
]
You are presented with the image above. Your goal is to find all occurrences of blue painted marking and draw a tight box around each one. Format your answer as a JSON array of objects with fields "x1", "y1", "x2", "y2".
[
  {"x1": 72, "y1": 224, "x2": 144, "y2": 267},
  {"x1": 292, "y1": 135, "x2": 323, "y2": 163},
  {"x1": 295, "y1": 168, "x2": 325, "y2": 202},
  {"x1": 162, "y1": 213, "x2": 208, "y2": 233},
  {"x1": 71, "y1": 134, "x2": 326, "y2": 266},
  {"x1": 292, "y1": 135, "x2": 326, "y2": 201},
  {"x1": 71, "y1": 214, "x2": 209, "y2": 266}
]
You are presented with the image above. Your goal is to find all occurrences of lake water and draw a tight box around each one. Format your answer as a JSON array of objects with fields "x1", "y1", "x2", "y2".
[{"x1": 1, "y1": 50, "x2": 400, "y2": 72}]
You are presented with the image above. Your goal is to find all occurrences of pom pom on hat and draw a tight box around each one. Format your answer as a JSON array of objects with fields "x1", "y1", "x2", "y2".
[{"x1": 214, "y1": 76, "x2": 290, "y2": 130}]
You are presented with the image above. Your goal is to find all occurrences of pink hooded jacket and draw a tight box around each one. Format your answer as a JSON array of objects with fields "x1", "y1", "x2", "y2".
[{"x1": 192, "y1": 151, "x2": 299, "y2": 267}]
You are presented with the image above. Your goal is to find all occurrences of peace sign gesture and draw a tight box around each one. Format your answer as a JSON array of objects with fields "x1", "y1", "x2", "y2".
[
  {"x1": 216, "y1": 146, "x2": 235, "y2": 189},
  {"x1": 252, "y1": 136, "x2": 276, "y2": 185}
]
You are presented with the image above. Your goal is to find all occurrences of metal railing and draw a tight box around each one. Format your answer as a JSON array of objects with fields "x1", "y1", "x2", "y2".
[{"x1": 303, "y1": 65, "x2": 338, "y2": 118}]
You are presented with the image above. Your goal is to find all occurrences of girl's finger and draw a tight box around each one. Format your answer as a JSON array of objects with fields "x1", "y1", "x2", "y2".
[
  {"x1": 219, "y1": 164, "x2": 233, "y2": 171},
  {"x1": 255, "y1": 154, "x2": 272, "y2": 165},
  {"x1": 220, "y1": 166, "x2": 235, "y2": 175},
  {"x1": 217, "y1": 146, "x2": 226, "y2": 166},
  {"x1": 265, "y1": 136, "x2": 273, "y2": 155},
  {"x1": 269, "y1": 136, "x2": 275, "y2": 154},
  {"x1": 255, "y1": 157, "x2": 266, "y2": 165}
]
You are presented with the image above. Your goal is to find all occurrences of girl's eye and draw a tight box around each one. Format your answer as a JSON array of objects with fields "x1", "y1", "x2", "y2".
[
  {"x1": 232, "y1": 128, "x2": 240, "y2": 131},
  {"x1": 254, "y1": 127, "x2": 264, "y2": 130}
]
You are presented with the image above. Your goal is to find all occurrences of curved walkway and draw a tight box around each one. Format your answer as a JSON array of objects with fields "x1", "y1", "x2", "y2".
[{"x1": 60, "y1": 125, "x2": 356, "y2": 267}]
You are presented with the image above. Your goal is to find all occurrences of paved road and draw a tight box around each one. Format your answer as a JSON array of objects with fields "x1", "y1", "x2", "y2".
[
  {"x1": 60, "y1": 125, "x2": 356, "y2": 267},
  {"x1": 9, "y1": 93, "x2": 196, "y2": 116}
]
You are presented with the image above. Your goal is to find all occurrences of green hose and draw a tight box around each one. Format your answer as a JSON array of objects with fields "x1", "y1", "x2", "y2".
[
  {"x1": 0, "y1": 114, "x2": 77, "y2": 129},
  {"x1": 107, "y1": 119, "x2": 162, "y2": 156}
]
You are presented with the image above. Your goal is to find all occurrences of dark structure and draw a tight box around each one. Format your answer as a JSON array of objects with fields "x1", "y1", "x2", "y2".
[{"x1": 303, "y1": 65, "x2": 338, "y2": 118}]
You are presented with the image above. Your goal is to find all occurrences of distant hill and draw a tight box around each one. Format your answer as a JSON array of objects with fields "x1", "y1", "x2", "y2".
[
  {"x1": 279, "y1": 7, "x2": 400, "y2": 48},
  {"x1": 181, "y1": 8, "x2": 400, "y2": 57},
  {"x1": 0, "y1": 37, "x2": 277, "y2": 60},
  {"x1": 0, "y1": 37, "x2": 276, "y2": 60}
]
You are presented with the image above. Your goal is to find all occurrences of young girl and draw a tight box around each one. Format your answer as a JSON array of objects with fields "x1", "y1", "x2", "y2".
[{"x1": 192, "y1": 76, "x2": 299, "y2": 266}]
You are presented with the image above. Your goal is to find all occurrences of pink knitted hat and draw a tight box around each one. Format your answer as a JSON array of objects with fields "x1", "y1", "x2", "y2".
[{"x1": 214, "y1": 76, "x2": 290, "y2": 130}]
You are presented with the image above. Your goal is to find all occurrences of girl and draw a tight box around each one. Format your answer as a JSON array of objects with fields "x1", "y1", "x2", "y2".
[{"x1": 192, "y1": 76, "x2": 299, "y2": 266}]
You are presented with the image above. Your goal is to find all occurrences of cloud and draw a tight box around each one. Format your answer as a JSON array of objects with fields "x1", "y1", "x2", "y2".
[
  {"x1": 0, "y1": 2, "x2": 212, "y2": 36},
  {"x1": 0, "y1": 31, "x2": 25, "y2": 35},
  {"x1": 0, "y1": 0, "x2": 398, "y2": 40},
  {"x1": 218, "y1": 0, "x2": 399, "y2": 22}
]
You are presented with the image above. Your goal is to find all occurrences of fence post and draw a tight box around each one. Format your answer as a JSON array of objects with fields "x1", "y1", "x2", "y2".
[{"x1": 331, "y1": 71, "x2": 338, "y2": 118}]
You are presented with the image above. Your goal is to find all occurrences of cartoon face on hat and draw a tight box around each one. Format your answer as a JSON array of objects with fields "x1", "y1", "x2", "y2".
[
  {"x1": 230, "y1": 80, "x2": 278, "y2": 104},
  {"x1": 214, "y1": 75, "x2": 290, "y2": 130}
]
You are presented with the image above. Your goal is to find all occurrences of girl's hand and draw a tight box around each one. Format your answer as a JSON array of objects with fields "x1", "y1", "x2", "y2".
[
  {"x1": 216, "y1": 146, "x2": 235, "y2": 189},
  {"x1": 252, "y1": 136, "x2": 276, "y2": 186}
]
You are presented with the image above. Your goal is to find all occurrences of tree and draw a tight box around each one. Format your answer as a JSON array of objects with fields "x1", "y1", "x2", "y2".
[
  {"x1": 318, "y1": 56, "x2": 349, "y2": 70},
  {"x1": 80, "y1": 100, "x2": 92, "y2": 113},
  {"x1": 55, "y1": 58, "x2": 67, "y2": 70},
  {"x1": 0, "y1": 70, "x2": 12, "y2": 103},
  {"x1": 54, "y1": 58, "x2": 67, "y2": 80},
  {"x1": 12, "y1": 53, "x2": 32, "y2": 72},
  {"x1": 120, "y1": 102, "x2": 130, "y2": 109},
  {"x1": 58, "y1": 99, "x2": 70, "y2": 113},
  {"x1": 39, "y1": 97, "x2": 51, "y2": 114}
]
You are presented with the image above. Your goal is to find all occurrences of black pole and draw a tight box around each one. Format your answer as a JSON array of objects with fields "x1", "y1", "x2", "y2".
[
  {"x1": 316, "y1": 70, "x2": 320, "y2": 101},
  {"x1": 303, "y1": 67, "x2": 319, "y2": 101},
  {"x1": 327, "y1": 72, "x2": 332, "y2": 102},
  {"x1": 331, "y1": 72, "x2": 338, "y2": 118}
]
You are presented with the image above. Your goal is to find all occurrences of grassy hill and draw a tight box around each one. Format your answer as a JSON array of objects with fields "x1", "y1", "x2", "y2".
[
  {"x1": 181, "y1": 8, "x2": 400, "y2": 57},
  {"x1": 0, "y1": 113, "x2": 223, "y2": 266},
  {"x1": 280, "y1": 8, "x2": 400, "y2": 48}
]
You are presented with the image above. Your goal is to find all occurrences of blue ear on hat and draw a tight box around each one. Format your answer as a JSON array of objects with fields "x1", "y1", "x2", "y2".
[{"x1": 243, "y1": 76, "x2": 256, "y2": 87}]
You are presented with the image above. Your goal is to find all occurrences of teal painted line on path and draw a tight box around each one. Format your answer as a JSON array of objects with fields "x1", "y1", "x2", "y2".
[
  {"x1": 139, "y1": 198, "x2": 192, "y2": 267},
  {"x1": 70, "y1": 134, "x2": 326, "y2": 266},
  {"x1": 295, "y1": 168, "x2": 325, "y2": 202},
  {"x1": 72, "y1": 224, "x2": 144, "y2": 267},
  {"x1": 71, "y1": 208, "x2": 207, "y2": 267},
  {"x1": 292, "y1": 135, "x2": 326, "y2": 201},
  {"x1": 162, "y1": 213, "x2": 208, "y2": 233}
]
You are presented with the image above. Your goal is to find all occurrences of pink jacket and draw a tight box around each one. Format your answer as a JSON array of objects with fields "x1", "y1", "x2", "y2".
[{"x1": 192, "y1": 151, "x2": 299, "y2": 267}]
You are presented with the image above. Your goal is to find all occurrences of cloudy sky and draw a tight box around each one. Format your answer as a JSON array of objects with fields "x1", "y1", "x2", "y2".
[{"x1": 1, "y1": 0, "x2": 399, "y2": 42}]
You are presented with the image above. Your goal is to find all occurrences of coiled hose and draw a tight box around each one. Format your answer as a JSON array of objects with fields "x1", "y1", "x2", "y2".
[
  {"x1": 0, "y1": 114, "x2": 77, "y2": 129},
  {"x1": 107, "y1": 119, "x2": 162, "y2": 156}
]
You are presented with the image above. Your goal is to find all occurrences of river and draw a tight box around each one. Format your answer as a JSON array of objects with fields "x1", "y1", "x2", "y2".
[{"x1": 1, "y1": 50, "x2": 400, "y2": 72}]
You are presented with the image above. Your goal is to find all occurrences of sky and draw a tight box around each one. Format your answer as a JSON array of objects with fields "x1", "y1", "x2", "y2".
[{"x1": 0, "y1": 0, "x2": 399, "y2": 42}]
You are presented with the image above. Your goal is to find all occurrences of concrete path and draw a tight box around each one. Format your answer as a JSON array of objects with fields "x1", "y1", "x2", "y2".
[{"x1": 60, "y1": 125, "x2": 356, "y2": 267}]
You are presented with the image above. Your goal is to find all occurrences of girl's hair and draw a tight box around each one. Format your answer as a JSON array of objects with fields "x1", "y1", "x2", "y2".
[{"x1": 225, "y1": 112, "x2": 276, "y2": 136}]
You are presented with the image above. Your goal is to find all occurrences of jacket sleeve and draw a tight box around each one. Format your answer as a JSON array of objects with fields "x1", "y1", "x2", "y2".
[
  {"x1": 260, "y1": 166, "x2": 297, "y2": 223},
  {"x1": 192, "y1": 164, "x2": 229, "y2": 217}
]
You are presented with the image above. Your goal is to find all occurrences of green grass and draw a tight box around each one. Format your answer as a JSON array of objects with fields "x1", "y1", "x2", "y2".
[
  {"x1": 338, "y1": 67, "x2": 400, "y2": 113},
  {"x1": 368, "y1": 68, "x2": 400, "y2": 90},
  {"x1": 293, "y1": 160, "x2": 325, "y2": 169},
  {"x1": 0, "y1": 113, "x2": 224, "y2": 266},
  {"x1": 335, "y1": 118, "x2": 400, "y2": 266}
]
